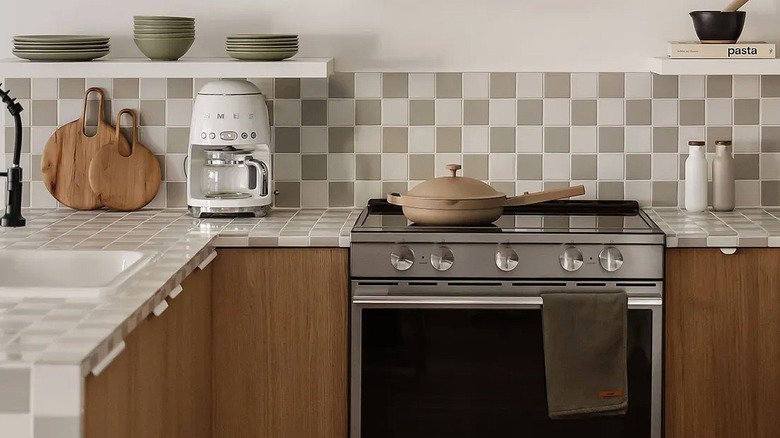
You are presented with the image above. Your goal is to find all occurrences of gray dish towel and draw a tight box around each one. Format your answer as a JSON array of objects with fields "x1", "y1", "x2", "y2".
[{"x1": 541, "y1": 291, "x2": 628, "y2": 419}]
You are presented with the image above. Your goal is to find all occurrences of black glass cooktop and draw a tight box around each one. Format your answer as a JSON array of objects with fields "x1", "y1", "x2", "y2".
[{"x1": 353, "y1": 199, "x2": 662, "y2": 234}]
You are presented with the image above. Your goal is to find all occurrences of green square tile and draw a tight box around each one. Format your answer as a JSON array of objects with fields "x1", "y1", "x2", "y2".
[
  {"x1": 436, "y1": 127, "x2": 461, "y2": 152},
  {"x1": 490, "y1": 127, "x2": 515, "y2": 152},
  {"x1": 275, "y1": 127, "x2": 301, "y2": 153},
  {"x1": 275, "y1": 78, "x2": 301, "y2": 99},
  {"x1": 383, "y1": 127, "x2": 408, "y2": 152},
  {"x1": 436, "y1": 73, "x2": 462, "y2": 98},
  {"x1": 355, "y1": 100, "x2": 381, "y2": 125},
  {"x1": 329, "y1": 127, "x2": 354, "y2": 152}
]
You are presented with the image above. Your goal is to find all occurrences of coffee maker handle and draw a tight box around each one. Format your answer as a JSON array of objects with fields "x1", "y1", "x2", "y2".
[{"x1": 246, "y1": 157, "x2": 269, "y2": 197}]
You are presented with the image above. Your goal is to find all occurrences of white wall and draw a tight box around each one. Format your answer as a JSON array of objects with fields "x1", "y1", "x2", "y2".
[{"x1": 2, "y1": 0, "x2": 779, "y2": 72}]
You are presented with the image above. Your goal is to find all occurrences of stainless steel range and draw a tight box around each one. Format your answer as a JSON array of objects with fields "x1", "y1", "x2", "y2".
[{"x1": 350, "y1": 200, "x2": 665, "y2": 438}]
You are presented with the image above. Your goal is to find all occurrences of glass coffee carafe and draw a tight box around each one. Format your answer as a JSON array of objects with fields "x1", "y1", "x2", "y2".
[{"x1": 201, "y1": 146, "x2": 268, "y2": 199}]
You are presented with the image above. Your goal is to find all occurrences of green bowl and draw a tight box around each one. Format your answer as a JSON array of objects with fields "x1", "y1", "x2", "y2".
[
  {"x1": 134, "y1": 37, "x2": 194, "y2": 61},
  {"x1": 134, "y1": 32, "x2": 196, "y2": 38}
]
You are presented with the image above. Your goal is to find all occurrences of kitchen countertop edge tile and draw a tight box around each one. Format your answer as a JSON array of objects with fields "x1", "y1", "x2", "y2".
[{"x1": 644, "y1": 207, "x2": 780, "y2": 248}]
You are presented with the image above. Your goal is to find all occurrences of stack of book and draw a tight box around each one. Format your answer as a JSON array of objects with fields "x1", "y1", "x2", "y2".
[{"x1": 668, "y1": 41, "x2": 775, "y2": 59}]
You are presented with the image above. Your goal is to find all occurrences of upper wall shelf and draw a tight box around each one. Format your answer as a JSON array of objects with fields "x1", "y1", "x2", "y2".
[
  {"x1": 648, "y1": 57, "x2": 780, "y2": 75},
  {"x1": 0, "y1": 57, "x2": 334, "y2": 79}
]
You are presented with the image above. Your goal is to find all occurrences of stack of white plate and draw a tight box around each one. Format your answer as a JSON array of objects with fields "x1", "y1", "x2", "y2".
[
  {"x1": 134, "y1": 16, "x2": 195, "y2": 61},
  {"x1": 13, "y1": 35, "x2": 110, "y2": 61},
  {"x1": 226, "y1": 34, "x2": 299, "y2": 61}
]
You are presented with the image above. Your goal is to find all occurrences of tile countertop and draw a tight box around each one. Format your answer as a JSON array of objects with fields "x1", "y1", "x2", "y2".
[
  {"x1": 0, "y1": 207, "x2": 360, "y2": 438},
  {"x1": 644, "y1": 208, "x2": 780, "y2": 248}
]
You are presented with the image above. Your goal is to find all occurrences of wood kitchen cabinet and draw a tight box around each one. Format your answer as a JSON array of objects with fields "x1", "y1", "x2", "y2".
[
  {"x1": 665, "y1": 248, "x2": 780, "y2": 438},
  {"x1": 84, "y1": 263, "x2": 213, "y2": 438},
  {"x1": 211, "y1": 248, "x2": 349, "y2": 438}
]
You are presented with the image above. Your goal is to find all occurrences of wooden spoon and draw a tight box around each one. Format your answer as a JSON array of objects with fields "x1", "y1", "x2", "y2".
[
  {"x1": 722, "y1": 0, "x2": 749, "y2": 12},
  {"x1": 88, "y1": 109, "x2": 161, "y2": 211}
]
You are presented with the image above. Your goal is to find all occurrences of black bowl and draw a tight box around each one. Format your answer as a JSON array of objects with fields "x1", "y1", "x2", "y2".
[{"x1": 690, "y1": 11, "x2": 746, "y2": 43}]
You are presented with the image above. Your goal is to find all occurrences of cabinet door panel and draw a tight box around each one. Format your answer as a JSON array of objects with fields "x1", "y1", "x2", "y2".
[
  {"x1": 212, "y1": 248, "x2": 349, "y2": 438},
  {"x1": 666, "y1": 248, "x2": 780, "y2": 438}
]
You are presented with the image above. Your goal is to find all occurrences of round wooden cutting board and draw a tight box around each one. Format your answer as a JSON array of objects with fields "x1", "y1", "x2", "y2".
[
  {"x1": 88, "y1": 109, "x2": 161, "y2": 211},
  {"x1": 41, "y1": 87, "x2": 130, "y2": 210}
]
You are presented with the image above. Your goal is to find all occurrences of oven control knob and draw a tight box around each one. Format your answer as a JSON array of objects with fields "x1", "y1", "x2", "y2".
[
  {"x1": 560, "y1": 247, "x2": 584, "y2": 272},
  {"x1": 431, "y1": 246, "x2": 454, "y2": 272},
  {"x1": 495, "y1": 246, "x2": 519, "y2": 272},
  {"x1": 599, "y1": 247, "x2": 624, "y2": 272},
  {"x1": 390, "y1": 246, "x2": 415, "y2": 271}
]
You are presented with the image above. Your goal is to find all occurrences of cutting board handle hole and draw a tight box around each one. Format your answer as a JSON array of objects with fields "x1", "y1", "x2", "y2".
[{"x1": 82, "y1": 99, "x2": 102, "y2": 137}]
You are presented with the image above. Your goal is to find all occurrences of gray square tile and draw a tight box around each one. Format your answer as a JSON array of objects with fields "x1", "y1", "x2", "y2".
[
  {"x1": 436, "y1": 73, "x2": 462, "y2": 98},
  {"x1": 653, "y1": 74, "x2": 678, "y2": 98},
  {"x1": 329, "y1": 182, "x2": 354, "y2": 207},
  {"x1": 329, "y1": 127, "x2": 354, "y2": 153},
  {"x1": 58, "y1": 78, "x2": 85, "y2": 99},
  {"x1": 735, "y1": 154, "x2": 759, "y2": 180},
  {"x1": 35, "y1": 416, "x2": 80, "y2": 438},
  {"x1": 707, "y1": 75, "x2": 732, "y2": 98},
  {"x1": 356, "y1": 154, "x2": 381, "y2": 180},
  {"x1": 599, "y1": 127, "x2": 624, "y2": 152},
  {"x1": 571, "y1": 100, "x2": 597, "y2": 126},
  {"x1": 383, "y1": 182, "x2": 407, "y2": 196},
  {"x1": 5, "y1": 78, "x2": 30, "y2": 98},
  {"x1": 653, "y1": 127, "x2": 679, "y2": 153},
  {"x1": 409, "y1": 100, "x2": 435, "y2": 126},
  {"x1": 329, "y1": 73, "x2": 355, "y2": 98},
  {"x1": 276, "y1": 78, "x2": 301, "y2": 99},
  {"x1": 679, "y1": 100, "x2": 705, "y2": 126},
  {"x1": 383, "y1": 127, "x2": 408, "y2": 152},
  {"x1": 31, "y1": 100, "x2": 57, "y2": 126},
  {"x1": 652, "y1": 181, "x2": 678, "y2": 206},
  {"x1": 140, "y1": 100, "x2": 166, "y2": 126},
  {"x1": 762, "y1": 127, "x2": 780, "y2": 152},
  {"x1": 599, "y1": 182, "x2": 624, "y2": 200},
  {"x1": 383, "y1": 73, "x2": 408, "y2": 98},
  {"x1": 275, "y1": 127, "x2": 301, "y2": 153},
  {"x1": 464, "y1": 100, "x2": 489, "y2": 125},
  {"x1": 5, "y1": 127, "x2": 30, "y2": 153},
  {"x1": 113, "y1": 78, "x2": 139, "y2": 99},
  {"x1": 301, "y1": 154, "x2": 327, "y2": 180},
  {"x1": 409, "y1": 154, "x2": 434, "y2": 180},
  {"x1": 707, "y1": 127, "x2": 732, "y2": 153},
  {"x1": 761, "y1": 75, "x2": 780, "y2": 98},
  {"x1": 463, "y1": 154, "x2": 488, "y2": 179},
  {"x1": 275, "y1": 182, "x2": 301, "y2": 207},
  {"x1": 166, "y1": 182, "x2": 187, "y2": 208},
  {"x1": 167, "y1": 78, "x2": 192, "y2": 99},
  {"x1": 762, "y1": 181, "x2": 780, "y2": 206},
  {"x1": 571, "y1": 154, "x2": 597, "y2": 180},
  {"x1": 544, "y1": 73, "x2": 570, "y2": 98},
  {"x1": 490, "y1": 127, "x2": 515, "y2": 153},
  {"x1": 436, "y1": 127, "x2": 462, "y2": 152},
  {"x1": 599, "y1": 73, "x2": 625, "y2": 98},
  {"x1": 355, "y1": 100, "x2": 381, "y2": 125},
  {"x1": 490, "y1": 73, "x2": 516, "y2": 98},
  {"x1": 734, "y1": 99, "x2": 759, "y2": 125},
  {"x1": 166, "y1": 127, "x2": 190, "y2": 153},
  {"x1": 544, "y1": 127, "x2": 570, "y2": 153},
  {"x1": 626, "y1": 100, "x2": 651, "y2": 126},
  {"x1": 626, "y1": 154, "x2": 651, "y2": 180},
  {"x1": 0, "y1": 368, "x2": 30, "y2": 412},
  {"x1": 301, "y1": 100, "x2": 327, "y2": 126},
  {"x1": 517, "y1": 154, "x2": 542, "y2": 180},
  {"x1": 517, "y1": 100, "x2": 543, "y2": 125}
]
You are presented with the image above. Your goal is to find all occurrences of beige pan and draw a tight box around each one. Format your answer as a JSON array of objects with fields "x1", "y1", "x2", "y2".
[{"x1": 387, "y1": 164, "x2": 585, "y2": 226}]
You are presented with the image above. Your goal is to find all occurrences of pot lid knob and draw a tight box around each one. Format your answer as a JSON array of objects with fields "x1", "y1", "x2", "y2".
[{"x1": 446, "y1": 163, "x2": 462, "y2": 177}]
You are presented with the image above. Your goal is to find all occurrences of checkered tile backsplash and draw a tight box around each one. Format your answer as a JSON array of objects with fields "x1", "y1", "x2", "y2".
[{"x1": 4, "y1": 73, "x2": 780, "y2": 208}]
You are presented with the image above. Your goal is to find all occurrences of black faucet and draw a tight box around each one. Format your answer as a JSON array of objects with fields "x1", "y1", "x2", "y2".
[{"x1": 0, "y1": 84, "x2": 26, "y2": 227}]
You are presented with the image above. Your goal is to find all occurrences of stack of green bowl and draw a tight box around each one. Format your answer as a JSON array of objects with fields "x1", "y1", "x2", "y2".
[
  {"x1": 13, "y1": 35, "x2": 110, "y2": 62},
  {"x1": 134, "y1": 16, "x2": 195, "y2": 61},
  {"x1": 226, "y1": 34, "x2": 299, "y2": 61}
]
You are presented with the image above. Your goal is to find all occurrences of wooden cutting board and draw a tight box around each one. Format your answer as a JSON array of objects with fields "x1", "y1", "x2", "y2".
[
  {"x1": 88, "y1": 108, "x2": 161, "y2": 211},
  {"x1": 41, "y1": 87, "x2": 130, "y2": 210}
]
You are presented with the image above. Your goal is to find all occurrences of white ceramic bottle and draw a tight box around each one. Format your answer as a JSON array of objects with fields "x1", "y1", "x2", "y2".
[
  {"x1": 685, "y1": 141, "x2": 708, "y2": 212},
  {"x1": 712, "y1": 140, "x2": 736, "y2": 211}
]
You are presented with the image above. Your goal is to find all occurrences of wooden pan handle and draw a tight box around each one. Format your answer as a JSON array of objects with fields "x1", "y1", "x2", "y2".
[
  {"x1": 504, "y1": 185, "x2": 586, "y2": 207},
  {"x1": 80, "y1": 87, "x2": 106, "y2": 127},
  {"x1": 114, "y1": 109, "x2": 138, "y2": 156},
  {"x1": 722, "y1": 0, "x2": 748, "y2": 12},
  {"x1": 387, "y1": 192, "x2": 405, "y2": 206}
]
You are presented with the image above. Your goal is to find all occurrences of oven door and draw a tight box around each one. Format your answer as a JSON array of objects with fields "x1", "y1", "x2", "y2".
[{"x1": 351, "y1": 281, "x2": 662, "y2": 438}]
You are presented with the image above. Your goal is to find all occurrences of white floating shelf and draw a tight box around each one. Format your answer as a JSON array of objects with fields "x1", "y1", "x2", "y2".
[
  {"x1": 648, "y1": 56, "x2": 780, "y2": 75},
  {"x1": 0, "y1": 57, "x2": 333, "y2": 79}
]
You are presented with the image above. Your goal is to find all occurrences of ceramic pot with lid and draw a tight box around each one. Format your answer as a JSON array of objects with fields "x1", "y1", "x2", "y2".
[{"x1": 387, "y1": 164, "x2": 585, "y2": 226}]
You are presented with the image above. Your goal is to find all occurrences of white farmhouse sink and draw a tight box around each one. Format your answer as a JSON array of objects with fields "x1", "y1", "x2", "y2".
[{"x1": 0, "y1": 250, "x2": 154, "y2": 299}]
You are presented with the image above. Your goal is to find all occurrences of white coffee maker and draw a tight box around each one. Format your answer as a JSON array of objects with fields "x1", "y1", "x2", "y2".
[{"x1": 187, "y1": 80, "x2": 272, "y2": 218}]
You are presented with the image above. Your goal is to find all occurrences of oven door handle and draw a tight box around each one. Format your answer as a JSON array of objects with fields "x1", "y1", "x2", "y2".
[{"x1": 353, "y1": 295, "x2": 662, "y2": 308}]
